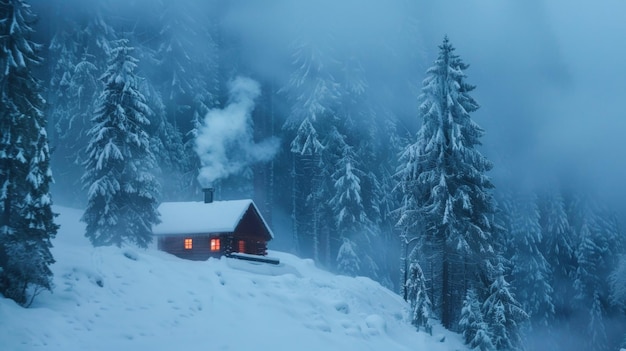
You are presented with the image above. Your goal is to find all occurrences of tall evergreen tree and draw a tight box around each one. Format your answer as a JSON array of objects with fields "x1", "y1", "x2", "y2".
[
  {"x1": 282, "y1": 33, "x2": 341, "y2": 263},
  {"x1": 539, "y1": 188, "x2": 576, "y2": 323},
  {"x1": 406, "y1": 261, "x2": 432, "y2": 332},
  {"x1": 47, "y1": 1, "x2": 116, "y2": 205},
  {"x1": 575, "y1": 219, "x2": 610, "y2": 351},
  {"x1": 330, "y1": 140, "x2": 364, "y2": 235},
  {"x1": 507, "y1": 191, "x2": 554, "y2": 328},
  {"x1": 460, "y1": 288, "x2": 494, "y2": 351},
  {"x1": 142, "y1": 0, "x2": 219, "y2": 199},
  {"x1": 483, "y1": 270, "x2": 528, "y2": 351},
  {"x1": 396, "y1": 36, "x2": 497, "y2": 329},
  {"x1": 138, "y1": 79, "x2": 187, "y2": 201},
  {"x1": 81, "y1": 39, "x2": 159, "y2": 248},
  {"x1": 0, "y1": 0, "x2": 58, "y2": 306},
  {"x1": 330, "y1": 136, "x2": 379, "y2": 278},
  {"x1": 335, "y1": 238, "x2": 360, "y2": 277},
  {"x1": 151, "y1": 0, "x2": 218, "y2": 124}
]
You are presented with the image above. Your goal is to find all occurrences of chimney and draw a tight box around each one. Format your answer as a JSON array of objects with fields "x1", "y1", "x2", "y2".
[{"x1": 202, "y1": 188, "x2": 215, "y2": 204}]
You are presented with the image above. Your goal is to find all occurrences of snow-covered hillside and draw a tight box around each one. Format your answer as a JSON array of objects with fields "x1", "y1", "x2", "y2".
[{"x1": 0, "y1": 206, "x2": 466, "y2": 351}]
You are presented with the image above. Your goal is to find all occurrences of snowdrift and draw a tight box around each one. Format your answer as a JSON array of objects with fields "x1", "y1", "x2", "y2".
[{"x1": 0, "y1": 206, "x2": 466, "y2": 351}]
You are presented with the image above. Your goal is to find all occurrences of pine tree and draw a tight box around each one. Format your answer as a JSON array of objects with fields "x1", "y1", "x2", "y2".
[
  {"x1": 330, "y1": 137, "x2": 366, "y2": 235},
  {"x1": 282, "y1": 33, "x2": 341, "y2": 263},
  {"x1": 47, "y1": 1, "x2": 116, "y2": 206},
  {"x1": 575, "y1": 219, "x2": 610, "y2": 351},
  {"x1": 508, "y1": 191, "x2": 554, "y2": 328},
  {"x1": 406, "y1": 262, "x2": 432, "y2": 332},
  {"x1": 460, "y1": 288, "x2": 494, "y2": 351},
  {"x1": 138, "y1": 79, "x2": 187, "y2": 201},
  {"x1": 81, "y1": 39, "x2": 160, "y2": 248},
  {"x1": 610, "y1": 255, "x2": 626, "y2": 311},
  {"x1": 0, "y1": 0, "x2": 58, "y2": 306},
  {"x1": 396, "y1": 36, "x2": 496, "y2": 329},
  {"x1": 336, "y1": 238, "x2": 360, "y2": 276},
  {"x1": 151, "y1": 0, "x2": 218, "y2": 124},
  {"x1": 329, "y1": 138, "x2": 380, "y2": 279},
  {"x1": 483, "y1": 267, "x2": 528, "y2": 351},
  {"x1": 146, "y1": 1, "x2": 218, "y2": 199},
  {"x1": 539, "y1": 188, "x2": 576, "y2": 323},
  {"x1": 46, "y1": 13, "x2": 79, "y2": 148}
]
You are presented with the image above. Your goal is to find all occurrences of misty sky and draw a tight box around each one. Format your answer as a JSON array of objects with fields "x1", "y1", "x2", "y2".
[
  {"x1": 30, "y1": 0, "x2": 626, "y2": 215},
  {"x1": 223, "y1": 0, "x2": 626, "y2": 211},
  {"x1": 420, "y1": 1, "x2": 626, "y2": 206}
]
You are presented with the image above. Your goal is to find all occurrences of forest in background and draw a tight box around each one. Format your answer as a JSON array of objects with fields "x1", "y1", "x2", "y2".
[{"x1": 4, "y1": 0, "x2": 625, "y2": 350}]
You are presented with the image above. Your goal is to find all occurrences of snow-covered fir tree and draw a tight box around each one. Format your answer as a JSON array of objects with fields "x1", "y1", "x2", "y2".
[
  {"x1": 610, "y1": 259, "x2": 626, "y2": 351},
  {"x1": 151, "y1": 0, "x2": 218, "y2": 121},
  {"x1": 282, "y1": 32, "x2": 341, "y2": 263},
  {"x1": 574, "y1": 220, "x2": 609, "y2": 351},
  {"x1": 47, "y1": 1, "x2": 116, "y2": 205},
  {"x1": 483, "y1": 265, "x2": 528, "y2": 351},
  {"x1": 336, "y1": 238, "x2": 360, "y2": 277},
  {"x1": 564, "y1": 194, "x2": 625, "y2": 351},
  {"x1": 459, "y1": 288, "x2": 494, "y2": 351},
  {"x1": 138, "y1": 79, "x2": 188, "y2": 201},
  {"x1": 46, "y1": 12, "x2": 79, "y2": 147},
  {"x1": 143, "y1": 0, "x2": 218, "y2": 198},
  {"x1": 406, "y1": 262, "x2": 432, "y2": 333},
  {"x1": 51, "y1": 53, "x2": 101, "y2": 203},
  {"x1": 330, "y1": 140, "x2": 363, "y2": 231},
  {"x1": 81, "y1": 39, "x2": 160, "y2": 248},
  {"x1": 396, "y1": 36, "x2": 497, "y2": 329},
  {"x1": 610, "y1": 255, "x2": 626, "y2": 313},
  {"x1": 0, "y1": 0, "x2": 58, "y2": 306},
  {"x1": 507, "y1": 191, "x2": 554, "y2": 329},
  {"x1": 539, "y1": 187, "x2": 576, "y2": 324},
  {"x1": 330, "y1": 136, "x2": 378, "y2": 277}
]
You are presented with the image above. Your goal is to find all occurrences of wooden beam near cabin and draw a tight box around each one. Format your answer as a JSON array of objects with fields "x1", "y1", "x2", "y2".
[{"x1": 227, "y1": 253, "x2": 280, "y2": 265}]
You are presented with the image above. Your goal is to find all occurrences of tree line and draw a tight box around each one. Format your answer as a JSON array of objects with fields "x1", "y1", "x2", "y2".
[{"x1": 0, "y1": 1, "x2": 624, "y2": 350}]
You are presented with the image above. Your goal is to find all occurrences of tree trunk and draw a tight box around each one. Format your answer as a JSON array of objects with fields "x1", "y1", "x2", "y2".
[
  {"x1": 291, "y1": 155, "x2": 299, "y2": 253},
  {"x1": 400, "y1": 235, "x2": 407, "y2": 299},
  {"x1": 441, "y1": 239, "x2": 451, "y2": 329}
]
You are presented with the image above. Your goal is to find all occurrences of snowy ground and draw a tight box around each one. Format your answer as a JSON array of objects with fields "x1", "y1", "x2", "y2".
[{"x1": 0, "y1": 206, "x2": 467, "y2": 351}]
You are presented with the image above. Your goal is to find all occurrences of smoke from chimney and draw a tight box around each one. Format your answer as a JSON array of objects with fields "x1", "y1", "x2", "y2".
[{"x1": 195, "y1": 76, "x2": 280, "y2": 188}]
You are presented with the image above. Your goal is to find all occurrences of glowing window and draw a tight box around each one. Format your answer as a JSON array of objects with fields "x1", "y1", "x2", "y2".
[
  {"x1": 184, "y1": 238, "x2": 193, "y2": 250},
  {"x1": 210, "y1": 238, "x2": 220, "y2": 252},
  {"x1": 238, "y1": 240, "x2": 245, "y2": 253}
]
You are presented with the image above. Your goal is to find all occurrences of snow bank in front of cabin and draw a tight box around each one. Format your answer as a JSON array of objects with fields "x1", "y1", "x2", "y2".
[{"x1": 0, "y1": 206, "x2": 467, "y2": 351}]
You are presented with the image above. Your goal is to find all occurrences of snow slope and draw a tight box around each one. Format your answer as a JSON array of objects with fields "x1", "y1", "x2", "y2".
[{"x1": 0, "y1": 206, "x2": 466, "y2": 351}]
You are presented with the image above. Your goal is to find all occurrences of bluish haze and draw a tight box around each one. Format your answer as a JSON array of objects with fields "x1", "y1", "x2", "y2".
[{"x1": 220, "y1": 0, "x2": 626, "y2": 211}]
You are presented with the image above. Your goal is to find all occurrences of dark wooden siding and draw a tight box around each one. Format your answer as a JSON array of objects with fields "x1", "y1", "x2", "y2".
[
  {"x1": 226, "y1": 235, "x2": 268, "y2": 256},
  {"x1": 158, "y1": 234, "x2": 268, "y2": 260},
  {"x1": 158, "y1": 234, "x2": 225, "y2": 261},
  {"x1": 234, "y1": 205, "x2": 272, "y2": 241}
]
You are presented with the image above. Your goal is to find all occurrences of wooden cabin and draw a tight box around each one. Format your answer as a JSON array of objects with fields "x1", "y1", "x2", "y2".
[{"x1": 153, "y1": 190, "x2": 274, "y2": 261}]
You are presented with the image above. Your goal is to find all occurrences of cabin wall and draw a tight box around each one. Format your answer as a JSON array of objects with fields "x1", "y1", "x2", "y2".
[
  {"x1": 158, "y1": 235, "x2": 224, "y2": 261},
  {"x1": 229, "y1": 235, "x2": 268, "y2": 256},
  {"x1": 157, "y1": 234, "x2": 268, "y2": 260},
  {"x1": 235, "y1": 207, "x2": 272, "y2": 241}
]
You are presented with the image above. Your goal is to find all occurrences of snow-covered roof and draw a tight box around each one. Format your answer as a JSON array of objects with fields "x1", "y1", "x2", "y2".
[{"x1": 153, "y1": 199, "x2": 273, "y2": 238}]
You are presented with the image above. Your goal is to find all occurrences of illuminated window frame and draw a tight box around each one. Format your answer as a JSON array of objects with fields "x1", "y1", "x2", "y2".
[
  {"x1": 210, "y1": 238, "x2": 220, "y2": 252},
  {"x1": 184, "y1": 238, "x2": 193, "y2": 250}
]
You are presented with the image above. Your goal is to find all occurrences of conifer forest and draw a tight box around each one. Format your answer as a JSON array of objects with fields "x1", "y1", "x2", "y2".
[{"x1": 1, "y1": 1, "x2": 626, "y2": 350}]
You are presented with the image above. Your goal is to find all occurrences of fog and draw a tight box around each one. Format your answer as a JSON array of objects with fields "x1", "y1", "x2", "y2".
[
  {"x1": 419, "y1": 1, "x2": 626, "y2": 205},
  {"x1": 220, "y1": 0, "x2": 626, "y2": 215},
  {"x1": 33, "y1": 0, "x2": 626, "y2": 212}
]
